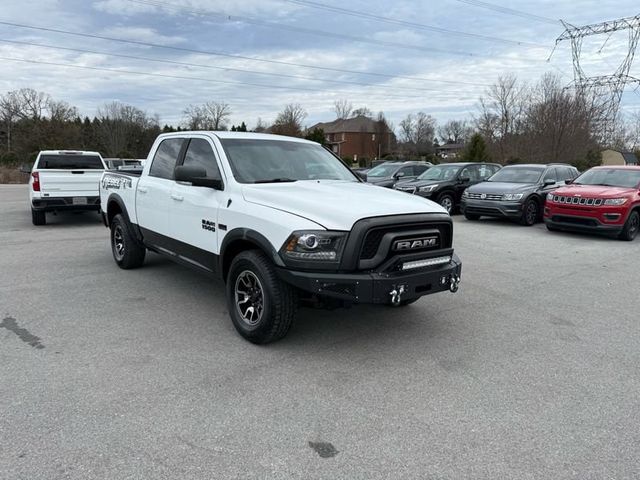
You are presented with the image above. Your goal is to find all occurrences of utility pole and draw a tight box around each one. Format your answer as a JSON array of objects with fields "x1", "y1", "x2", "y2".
[{"x1": 552, "y1": 14, "x2": 640, "y2": 144}]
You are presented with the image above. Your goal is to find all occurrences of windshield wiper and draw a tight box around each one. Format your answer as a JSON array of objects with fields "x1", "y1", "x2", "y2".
[{"x1": 253, "y1": 178, "x2": 297, "y2": 184}]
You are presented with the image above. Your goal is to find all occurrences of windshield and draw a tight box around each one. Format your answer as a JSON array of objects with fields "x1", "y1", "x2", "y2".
[
  {"x1": 574, "y1": 168, "x2": 640, "y2": 188},
  {"x1": 38, "y1": 154, "x2": 104, "y2": 170},
  {"x1": 220, "y1": 139, "x2": 358, "y2": 183},
  {"x1": 366, "y1": 163, "x2": 399, "y2": 177},
  {"x1": 488, "y1": 166, "x2": 543, "y2": 184},
  {"x1": 417, "y1": 165, "x2": 460, "y2": 181}
]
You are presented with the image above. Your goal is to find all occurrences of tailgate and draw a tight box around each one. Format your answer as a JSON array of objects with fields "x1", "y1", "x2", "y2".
[{"x1": 39, "y1": 170, "x2": 104, "y2": 197}]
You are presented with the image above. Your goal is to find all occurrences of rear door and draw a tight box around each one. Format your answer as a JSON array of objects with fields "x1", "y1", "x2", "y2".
[
  {"x1": 36, "y1": 153, "x2": 105, "y2": 198},
  {"x1": 136, "y1": 138, "x2": 185, "y2": 244},
  {"x1": 169, "y1": 137, "x2": 225, "y2": 272}
]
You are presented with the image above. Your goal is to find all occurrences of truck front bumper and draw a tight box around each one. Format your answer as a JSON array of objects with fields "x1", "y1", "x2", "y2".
[
  {"x1": 32, "y1": 196, "x2": 100, "y2": 212},
  {"x1": 277, "y1": 253, "x2": 462, "y2": 305},
  {"x1": 461, "y1": 198, "x2": 524, "y2": 219}
]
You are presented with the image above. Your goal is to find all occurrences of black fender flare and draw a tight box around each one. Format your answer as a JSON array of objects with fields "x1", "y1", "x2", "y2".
[
  {"x1": 219, "y1": 228, "x2": 285, "y2": 278},
  {"x1": 105, "y1": 194, "x2": 143, "y2": 242}
]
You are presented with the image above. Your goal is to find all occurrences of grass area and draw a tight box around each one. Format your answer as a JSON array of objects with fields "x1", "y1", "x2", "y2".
[{"x1": 0, "y1": 166, "x2": 29, "y2": 184}]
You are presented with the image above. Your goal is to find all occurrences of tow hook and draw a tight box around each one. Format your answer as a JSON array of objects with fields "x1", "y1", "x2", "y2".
[
  {"x1": 449, "y1": 275, "x2": 461, "y2": 293},
  {"x1": 390, "y1": 285, "x2": 407, "y2": 306}
]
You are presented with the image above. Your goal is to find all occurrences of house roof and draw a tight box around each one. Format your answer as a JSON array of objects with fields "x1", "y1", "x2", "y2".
[{"x1": 309, "y1": 115, "x2": 387, "y2": 134}]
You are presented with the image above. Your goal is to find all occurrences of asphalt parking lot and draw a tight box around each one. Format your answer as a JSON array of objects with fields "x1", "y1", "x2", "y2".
[{"x1": 1, "y1": 183, "x2": 639, "y2": 480}]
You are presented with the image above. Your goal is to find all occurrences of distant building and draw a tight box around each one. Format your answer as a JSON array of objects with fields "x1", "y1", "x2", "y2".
[
  {"x1": 601, "y1": 149, "x2": 638, "y2": 166},
  {"x1": 309, "y1": 115, "x2": 394, "y2": 159},
  {"x1": 436, "y1": 143, "x2": 465, "y2": 160}
]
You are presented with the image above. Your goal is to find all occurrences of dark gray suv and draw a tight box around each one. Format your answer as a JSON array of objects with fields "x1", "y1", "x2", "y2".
[{"x1": 460, "y1": 163, "x2": 579, "y2": 226}]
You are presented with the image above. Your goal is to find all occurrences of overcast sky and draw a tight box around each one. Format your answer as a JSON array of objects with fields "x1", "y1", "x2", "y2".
[{"x1": 0, "y1": 0, "x2": 638, "y2": 130}]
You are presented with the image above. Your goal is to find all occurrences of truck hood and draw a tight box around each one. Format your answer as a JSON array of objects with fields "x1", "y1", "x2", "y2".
[
  {"x1": 242, "y1": 180, "x2": 447, "y2": 230},
  {"x1": 467, "y1": 181, "x2": 536, "y2": 194},
  {"x1": 551, "y1": 184, "x2": 637, "y2": 198}
]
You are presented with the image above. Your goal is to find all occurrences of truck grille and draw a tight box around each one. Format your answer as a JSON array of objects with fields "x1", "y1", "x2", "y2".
[
  {"x1": 551, "y1": 195, "x2": 603, "y2": 206},
  {"x1": 359, "y1": 222, "x2": 451, "y2": 261},
  {"x1": 466, "y1": 192, "x2": 502, "y2": 201}
]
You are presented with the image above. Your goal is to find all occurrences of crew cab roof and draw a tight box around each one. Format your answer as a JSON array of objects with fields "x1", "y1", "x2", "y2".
[
  {"x1": 155, "y1": 131, "x2": 316, "y2": 144},
  {"x1": 38, "y1": 150, "x2": 102, "y2": 155},
  {"x1": 589, "y1": 165, "x2": 640, "y2": 170}
]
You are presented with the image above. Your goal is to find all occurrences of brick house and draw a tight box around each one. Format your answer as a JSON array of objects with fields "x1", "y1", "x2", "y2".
[{"x1": 309, "y1": 115, "x2": 394, "y2": 160}]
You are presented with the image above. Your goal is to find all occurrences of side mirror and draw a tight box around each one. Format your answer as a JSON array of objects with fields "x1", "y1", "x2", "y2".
[
  {"x1": 394, "y1": 171, "x2": 405, "y2": 179},
  {"x1": 543, "y1": 179, "x2": 556, "y2": 186},
  {"x1": 564, "y1": 179, "x2": 573, "y2": 185},
  {"x1": 175, "y1": 165, "x2": 223, "y2": 190}
]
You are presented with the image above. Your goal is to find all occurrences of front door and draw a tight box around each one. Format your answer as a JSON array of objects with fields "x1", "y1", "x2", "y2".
[{"x1": 169, "y1": 137, "x2": 225, "y2": 272}]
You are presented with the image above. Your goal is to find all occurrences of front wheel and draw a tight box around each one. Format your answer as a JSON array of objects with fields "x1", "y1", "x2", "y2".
[
  {"x1": 438, "y1": 193, "x2": 455, "y2": 214},
  {"x1": 619, "y1": 211, "x2": 639, "y2": 241},
  {"x1": 226, "y1": 250, "x2": 298, "y2": 344},
  {"x1": 520, "y1": 199, "x2": 539, "y2": 226},
  {"x1": 110, "y1": 214, "x2": 146, "y2": 269}
]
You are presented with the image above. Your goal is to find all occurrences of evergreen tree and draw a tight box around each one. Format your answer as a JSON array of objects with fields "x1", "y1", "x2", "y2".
[
  {"x1": 462, "y1": 133, "x2": 490, "y2": 162},
  {"x1": 304, "y1": 127, "x2": 326, "y2": 145},
  {"x1": 239, "y1": 121, "x2": 247, "y2": 132}
]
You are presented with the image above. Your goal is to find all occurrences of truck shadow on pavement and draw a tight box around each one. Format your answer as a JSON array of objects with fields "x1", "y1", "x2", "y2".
[{"x1": 35, "y1": 211, "x2": 104, "y2": 228}]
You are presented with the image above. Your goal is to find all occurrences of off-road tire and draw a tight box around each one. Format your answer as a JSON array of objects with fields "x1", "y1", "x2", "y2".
[
  {"x1": 619, "y1": 210, "x2": 639, "y2": 241},
  {"x1": 226, "y1": 250, "x2": 298, "y2": 344},
  {"x1": 110, "y1": 214, "x2": 146, "y2": 269},
  {"x1": 31, "y1": 208, "x2": 46, "y2": 226}
]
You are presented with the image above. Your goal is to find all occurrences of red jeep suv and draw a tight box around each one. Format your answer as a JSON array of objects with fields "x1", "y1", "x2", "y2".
[{"x1": 544, "y1": 166, "x2": 640, "y2": 241}]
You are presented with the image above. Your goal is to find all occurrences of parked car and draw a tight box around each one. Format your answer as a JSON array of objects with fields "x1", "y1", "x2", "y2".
[
  {"x1": 351, "y1": 167, "x2": 370, "y2": 180},
  {"x1": 99, "y1": 132, "x2": 462, "y2": 344},
  {"x1": 461, "y1": 163, "x2": 579, "y2": 226},
  {"x1": 28, "y1": 150, "x2": 107, "y2": 225},
  {"x1": 394, "y1": 162, "x2": 501, "y2": 214},
  {"x1": 365, "y1": 161, "x2": 431, "y2": 188},
  {"x1": 544, "y1": 166, "x2": 640, "y2": 240}
]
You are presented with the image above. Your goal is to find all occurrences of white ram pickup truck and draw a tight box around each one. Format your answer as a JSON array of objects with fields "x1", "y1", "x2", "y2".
[
  {"x1": 99, "y1": 132, "x2": 462, "y2": 343},
  {"x1": 29, "y1": 150, "x2": 107, "y2": 225}
]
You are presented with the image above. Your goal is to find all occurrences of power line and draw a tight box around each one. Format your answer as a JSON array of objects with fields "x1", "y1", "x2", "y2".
[
  {"x1": 0, "y1": 38, "x2": 481, "y2": 94},
  {"x1": 0, "y1": 54, "x2": 473, "y2": 101},
  {"x1": 452, "y1": 0, "x2": 559, "y2": 26},
  {"x1": 0, "y1": 20, "x2": 492, "y2": 88},
  {"x1": 127, "y1": 0, "x2": 478, "y2": 57},
  {"x1": 282, "y1": 0, "x2": 546, "y2": 48}
]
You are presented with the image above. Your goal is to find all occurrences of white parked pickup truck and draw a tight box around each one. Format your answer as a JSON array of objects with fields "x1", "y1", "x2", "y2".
[
  {"x1": 99, "y1": 132, "x2": 462, "y2": 343},
  {"x1": 29, "y1": 150, "x2": 107, "y2": 225}
]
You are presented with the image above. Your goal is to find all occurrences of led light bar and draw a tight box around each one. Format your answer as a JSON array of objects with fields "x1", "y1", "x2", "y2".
[{"x1": 401, "y1": 256, "x2": 451, "y2": 271}]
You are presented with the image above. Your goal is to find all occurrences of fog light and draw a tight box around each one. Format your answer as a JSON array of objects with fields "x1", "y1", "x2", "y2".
[{"x1": 401, "y1": 256, "x2": 451, "y2": 271}]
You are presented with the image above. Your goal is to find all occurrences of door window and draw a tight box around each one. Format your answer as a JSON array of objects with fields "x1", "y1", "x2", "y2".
[
  {"x1": 149, "y1": 138, "x2": 184, "y2": 180},
  {"x1": 414, "y1": 164, "x2": 429, "y2": 176},
  {"x1": 398, "y1": 166, "x2": 414, "y2": 177},
  {"x1": 459, "y1": 166, "x2": 478, "y2": 181},
  {"x1": 542, "y1": 168, "x2": 559, "y2": 183},
  {"x1": 183, "y1": 138, "x2": 222, "y2": 180}
]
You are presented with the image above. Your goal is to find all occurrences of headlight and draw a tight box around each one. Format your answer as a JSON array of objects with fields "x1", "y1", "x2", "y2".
[
  {"x1": 603, "y1": 198, "x2": 628, "y2": 206},
  {"x1": 281, "y1": 231, "x2": 347, "y2": 262},
  {"x1": 419, "y1": 185, "x2": 437, "y2": 193},
  {"x1": 462, "y1": 190, "x2": 470, "y2": 198},
  {"x1": 502, "y1": 193, "x2": 524, "y2": 201},
  {"x1": 546, "y1": 193, "x2": 555, "y2": 201}
]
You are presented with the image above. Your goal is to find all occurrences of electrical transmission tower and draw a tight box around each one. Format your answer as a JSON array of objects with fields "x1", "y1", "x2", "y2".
[{"x1": 553, "y1": 14, "x2": 640, "y2": 144}]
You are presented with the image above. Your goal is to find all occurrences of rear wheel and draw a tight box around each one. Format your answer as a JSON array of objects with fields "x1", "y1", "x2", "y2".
[
  {"x1": 110, "y1": 214, "x2": 146, "y2": 269},
  {"x1": 619, "y1": 211, "x2": 639, "y2": 241},
  {"x1": 31, "y1": 208, "x2": 46, "y2": 226},
  {"x1": 226, "y1": 250, "x2": 298, "y2": 344},
  {"x1": 438, "y1": 193, "x2": 455, "y2": 214},
  {"x1": 520, "y1": 199, "x2": 539, "y2": 226}
]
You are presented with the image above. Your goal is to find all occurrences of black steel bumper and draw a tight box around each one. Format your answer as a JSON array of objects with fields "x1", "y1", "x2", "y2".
[
  {"x1": 32, "y1": 196, "x2": 100, "y2": 212},
  {"x1": 544, "y1": 216, "x2": 623, "y2": 235},
  {"x1": 277, "y1": 253, "x2": 462, "y2": 304},
  {"x1": 461, "y1": 199, "x2": 524, "y2": 219}
]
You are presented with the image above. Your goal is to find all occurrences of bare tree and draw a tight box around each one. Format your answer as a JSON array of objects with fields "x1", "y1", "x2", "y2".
[
  {"x1": 0, "y1": 91, "x2": 22, "y2": 151},
  {"x1": 271, "y1": 104, "x2": 307, "y2": 137},
  {"x1": 15, "y1": 88, "x2": 50, "y2": 120},
  {"x1": 333, "y1": 99, "x2": 352, "y2": 119},
  {"x1": 183, "y1": 101, "x2": 231, "y2": 131},
  {"x1": 351, "y1": 106, "x2": 372, "y2": 118},
  {"x1": 253, "y1": 117, "x2": 268, "y2": 133},
  {"x1": 399, "y1": 112, "x2": 436, "y2": 155},
  {"x1": 48, "y1": 100, "x2": 79, "y2": 122},
  {"x1": 97, "y1": 101, "x2": 157, "y2": 157},
  {"x1": 438, "y1": 120, "x2": 472, "y2": 144}
]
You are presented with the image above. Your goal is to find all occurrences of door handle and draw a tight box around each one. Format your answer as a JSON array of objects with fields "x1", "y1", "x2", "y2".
[
  {"x1": 171, "y1": 194, "x2": 184, "y2": 202},
  {"x1": 138, "y1": 187, "x2": 148, "y2": 193}
]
